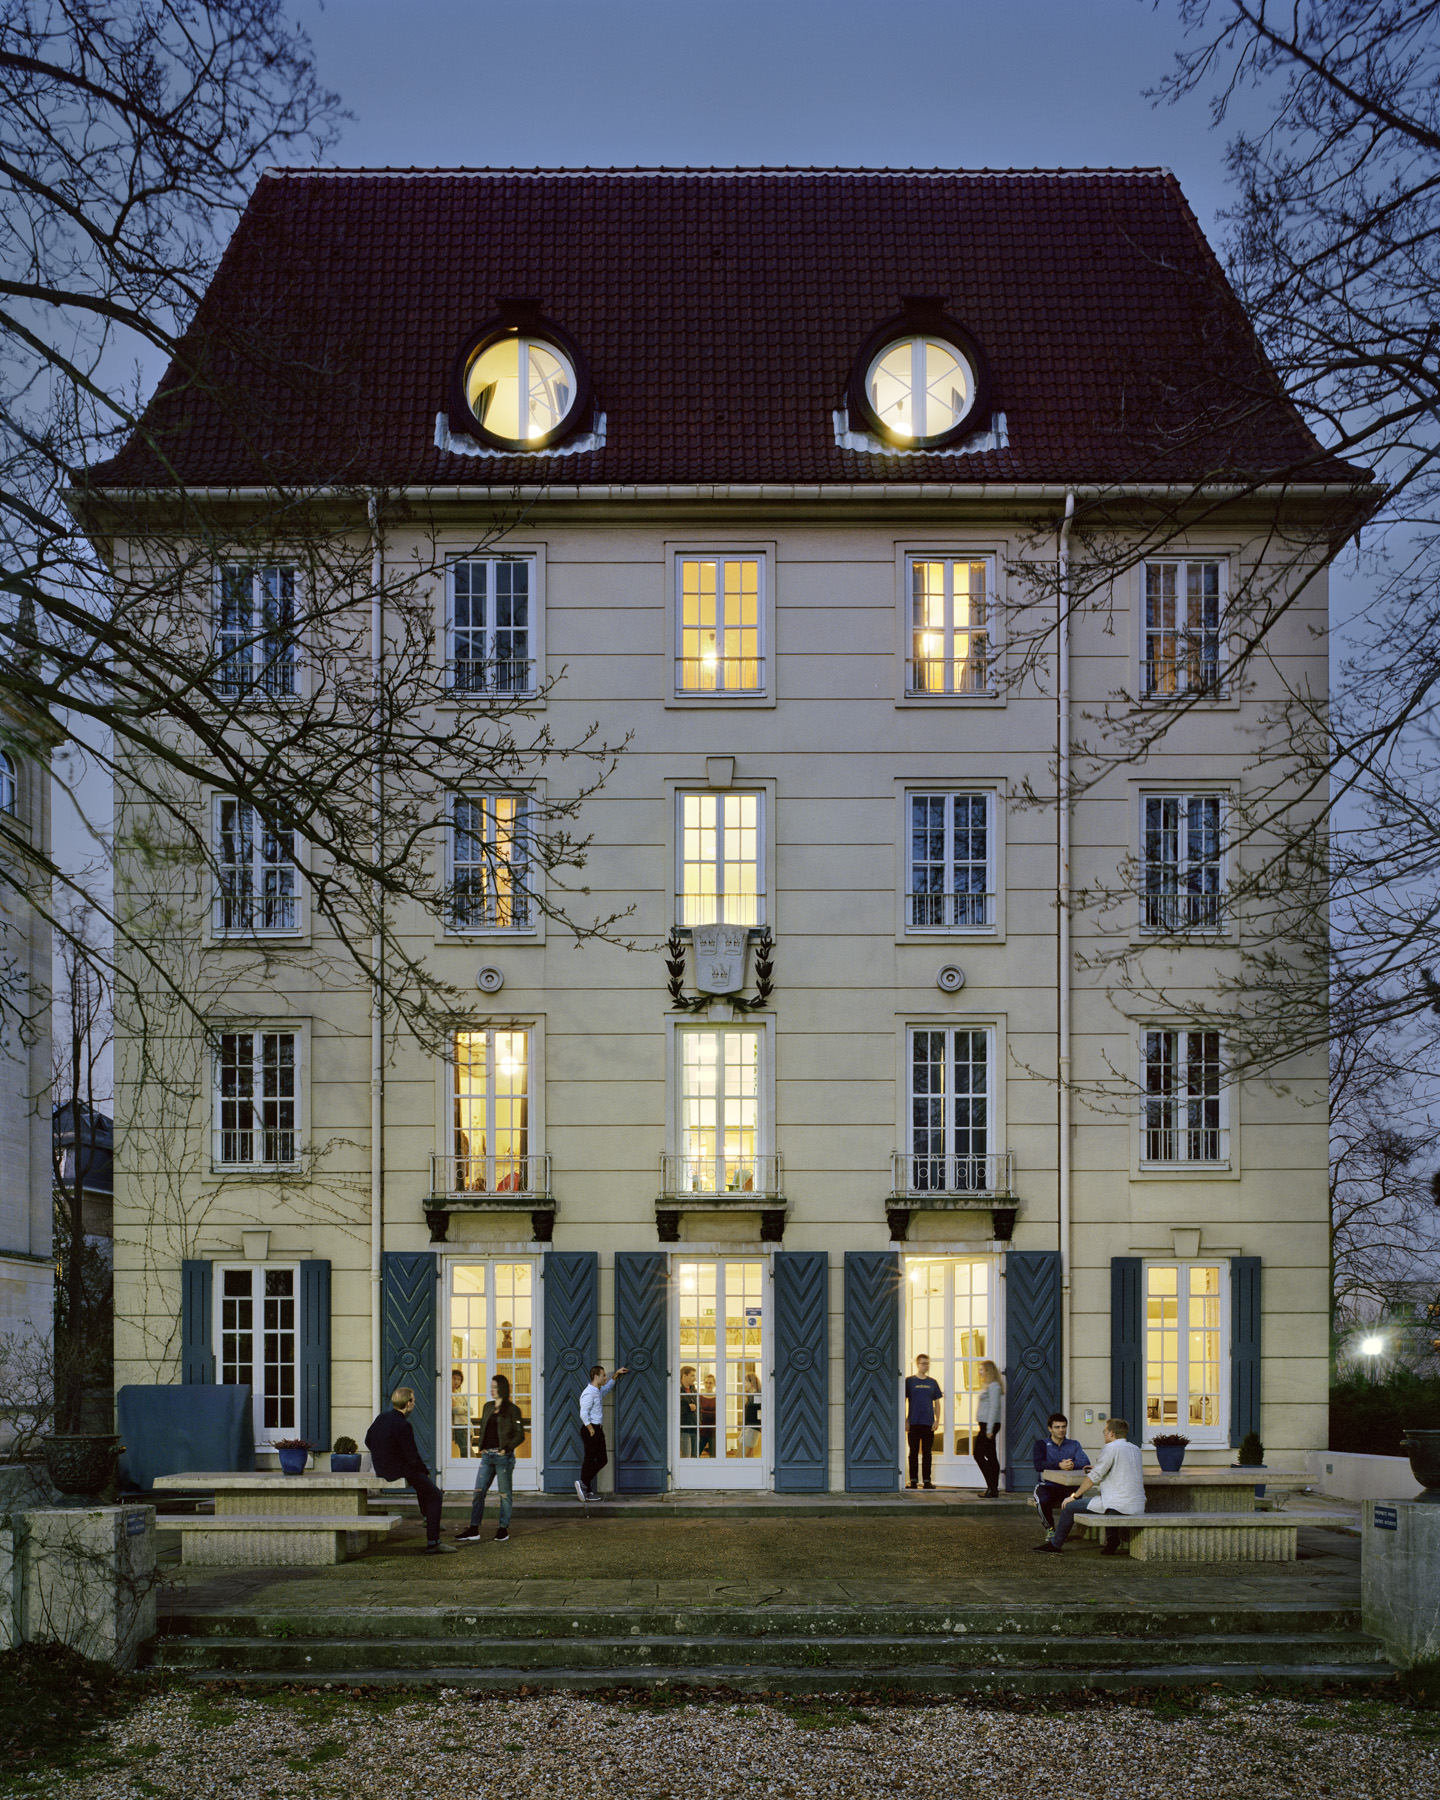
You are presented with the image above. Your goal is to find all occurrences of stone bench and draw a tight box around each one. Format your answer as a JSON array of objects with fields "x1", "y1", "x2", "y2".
[
  {"x1": 1070, "y1": 1509, "x2": 1338, "y2": 1562},
  {"x1": 167, "y1": 1512, "x2": 399, "y2": 1567}
]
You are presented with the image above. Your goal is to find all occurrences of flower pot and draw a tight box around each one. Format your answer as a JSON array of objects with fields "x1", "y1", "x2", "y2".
[
  {"x1": 1402, "y1": 1429, "x2": 1440, "y2": 1499},
  {"x1": 330, "y1": 1453, "x2": 361, "y2": 1473},
  {"x1": 42, "y1": 1433, "x2": 121, "y2": 1498},
  {"x1": 1154, "y1": 1443, "x2": 1186, "y2": 1474},
  {"x1": 1234, "y1": 1462, "x2": 1268, "y2": 1499},
  {"x1": 277, "y1": 1447, "x2": 310, "y2": 1476}
]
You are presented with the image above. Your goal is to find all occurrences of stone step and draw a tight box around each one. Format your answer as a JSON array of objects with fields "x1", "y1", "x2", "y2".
[{"x1": 148, "y1": 1629, "x2": 1389, "y2": 1676}]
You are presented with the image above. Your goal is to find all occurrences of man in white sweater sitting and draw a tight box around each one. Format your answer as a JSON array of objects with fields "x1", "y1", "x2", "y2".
[{"x1": 1033, "y1": 1416, "x2": 1145, "y2": 1556}]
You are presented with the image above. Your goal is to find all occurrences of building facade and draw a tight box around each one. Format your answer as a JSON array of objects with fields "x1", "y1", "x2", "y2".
[{"x1": 100, "y1": 169, "x2": 1352, "y2": 1492}]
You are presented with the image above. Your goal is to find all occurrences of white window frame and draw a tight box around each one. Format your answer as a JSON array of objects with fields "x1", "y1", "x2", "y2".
[
  {"x1": 1142, "y1": 557, "x2": 1227, "y2": 699},
  {"x1": 445, "y1": 792, "x2": 535, "y2": 934},
  {"x1": 668, "y1": 548, "x2": 773, "y2": 703},
  {"x1": 213, "y1": 1027, "x2": 301, "y2": 1170},
  {"x1": 901, "y1": 551, "x2": 999, "y2": 700},
  {"x1": 1141, "y1": 1258, "x2": 1230, "y2": 1447},
  {"x1": 441, "y1": 1254, "x2": 544, "y2": 1490},
  {"x1": 904, "y1": 790, "x2": 995, "y2": 933},
  {"x1": 212, "y1": 797, "x2": 302, "y2": 936},
  {"x1": 0, "y1": 749, "x2": 16, "y2": 816},
  {"x1": 674, "y1": 788, "x2": 767, "y2": 929},
  {"x1": 903, "y1": 1024, "x2": 998, "y2": 1194},
  {"x1": 664, "y1": 1014, "x2": 776, "y2": 1160},
  {"x1": 445, "y1": 553, "x2": 540, "y2": 696},
  {"x1": 214, "y1": 565, "x2": 300, "y2": 700},
  {"x1": 670, "y1": 1253, "x2": 771, "y2": 1490},
  {"x1": 1140, "y1": 1028, "x2": 1228, "y2": 1169},
  {"x1": 1139, "y1": 791, "x2": 1226, "y2": 935},
  {"x1": 446, "y1": 1024, "x2": 536, "y2": 1195},
  {"x1": 213, "y1": 1260, "x2": 302, "y2": 1449}
]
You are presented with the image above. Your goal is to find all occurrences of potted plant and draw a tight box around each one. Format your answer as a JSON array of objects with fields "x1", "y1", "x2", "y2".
[
  {"x1": 330, "y1": 1436, "x2": 361, "y2": 1473},
  {"x1": 274, "y1": 1438, "x2": 313, "y2": 1476},
  {"x1": 1152, "y1": 1432, "x2": 1189, "y2": 1473},
  {"x1": 1234, "y1": 1429, "x2": 1267, "y2": 1497}
]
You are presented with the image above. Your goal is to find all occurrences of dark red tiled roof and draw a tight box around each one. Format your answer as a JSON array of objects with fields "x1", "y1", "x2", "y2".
[{"x1": 90, "y1": 167, "x2": 1356, "y2": 491}]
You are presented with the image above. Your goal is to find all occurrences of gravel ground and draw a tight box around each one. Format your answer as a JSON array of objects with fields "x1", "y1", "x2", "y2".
[{"x1": 10, "y1": 1686, "x2": 1438, "y2": 1800}]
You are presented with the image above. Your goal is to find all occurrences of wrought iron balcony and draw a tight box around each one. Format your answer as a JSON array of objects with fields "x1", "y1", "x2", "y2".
[
  {"x1": 890, "y1": 1150, "x2": 1014, "y2": 1200},
  {"x1": 906, "y1": 890, "x2": 994, "y2": 930},
  {"x1": 429, "y1": 1152, "x2": 551, "y2": 1201},
  {"x1": 658, "y1": 1152, "x2": 783, "y2": 1200}
]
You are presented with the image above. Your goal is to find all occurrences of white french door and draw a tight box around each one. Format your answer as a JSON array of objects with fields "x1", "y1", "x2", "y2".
[
  {"x1": 673, "y1": 1257, "x2": 767, "y2": 1489},
  {"x1": 442, "y1": 1258, "x2": 540, "y2": 1490},
  {"x1": 904, "y1": 1256, "x2": 1000, "y2": 1488}
]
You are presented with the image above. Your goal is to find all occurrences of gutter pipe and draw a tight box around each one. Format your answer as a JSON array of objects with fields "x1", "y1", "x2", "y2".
[
  {"x1": 1057, "y1": 489, "x2": 1075, "y2": 1418},
  {"x1": 368, "y1": 494, "x2": 385, "y2": 1417}
]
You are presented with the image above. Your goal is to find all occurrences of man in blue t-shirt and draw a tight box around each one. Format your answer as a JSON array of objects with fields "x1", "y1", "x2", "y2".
[
  {"x1": 904, "y1": 1354, "x2": 944, "y2": 1489},
  {"x1": 1032, "y1": 1410, "x2": 1092, "y2": 1534}
]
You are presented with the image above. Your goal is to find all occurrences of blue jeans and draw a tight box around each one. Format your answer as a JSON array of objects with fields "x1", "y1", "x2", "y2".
[
  {"x1": 468, "y1": 1450, "x2": 515, "y2": 1530},
  {"x1": 1052, "y1": 1493, "x2": 1120, "y2": 1550}
]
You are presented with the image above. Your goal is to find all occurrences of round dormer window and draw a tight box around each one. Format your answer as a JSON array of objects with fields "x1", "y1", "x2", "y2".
[
  {"x1": 845, "y1": 301, "x2": 989, "y2": 451},
  {"x1": 465, "y1": 336, "x2": 576, "y2": 443}
]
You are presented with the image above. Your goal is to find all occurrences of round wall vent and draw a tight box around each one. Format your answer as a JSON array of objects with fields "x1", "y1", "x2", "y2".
[
  {"x1": 936, "y1": 964, "x2": 966, "y2": 993},
  {"x1": 476, "y1": 966, "x2": 505, "y2": 994}
]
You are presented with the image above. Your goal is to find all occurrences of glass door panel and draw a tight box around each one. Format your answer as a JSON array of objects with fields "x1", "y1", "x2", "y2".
[
  {"x1": 444, "y1": 1259, "x2": 537, "y2": 1487},
  {"x1": 675, "y1": 1257, "x2": 766, "y2": 1488},
  {"x1": 904, "y1": 1256, "x2": 998, "y2": 1488}
]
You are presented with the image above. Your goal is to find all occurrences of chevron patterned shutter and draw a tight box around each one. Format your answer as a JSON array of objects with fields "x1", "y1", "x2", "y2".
[
  {"x1": 381, "y1": 1251, "x2": 439, "y2": 1471},
  {"x1": 615, "y1": 1252, "x2": 668, "y2": 1492},
  {"x1": 299, "y1": 1259, "x2": 331, "y2": 1452},
  {"x1": 1230, "y1": 1257, "x2": 1262, "y2": 1448},
  {"x1": 1004, "y1": 1250, "x2": 1062, "y2": 1493},
  {"x1": 542, "y1": 1250, "x2": 598, "y2": 1493},
  {"x1": 774, "y1": 1251, "x2": 829, "y2": 1491},
  {"x1": 843, "y1": 1251, "x2": 900, "y2": 1492},
  {"x1": 1110, "y1": 1257, "x2": 1142, "y2": 1439},
  {"x1": 181, "y1": 1259, "x2": 214, "y2": 1384}
]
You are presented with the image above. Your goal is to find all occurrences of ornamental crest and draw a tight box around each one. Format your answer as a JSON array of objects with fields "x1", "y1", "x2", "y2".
[{"x1": 692, "y1": 924, "x2": 748, "y2": 995}]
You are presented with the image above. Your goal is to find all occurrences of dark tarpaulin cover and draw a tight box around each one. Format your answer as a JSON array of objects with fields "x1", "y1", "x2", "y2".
[{"x1": 117, "y1": 1385, "x2": 255, "y2": 1491}]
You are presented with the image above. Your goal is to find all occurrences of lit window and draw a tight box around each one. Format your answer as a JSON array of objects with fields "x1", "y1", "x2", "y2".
[
  {"x1": 678, "y1": 791, "x2": 762, "y2": 927},
  {"x1": 1145, "y1": 1262, "x2": 1225, "y2": 1438},
  {"x1": 1143, "y1": 1029, "x2": 1225, "y2": 1164},
  {"x1": 448, "y1": 559, "x2": 533, "y2": 693},
  {"x1": 677, "y1": 557, "x2": 762, "y2": 694},
  {"x1": 1145, "y1": 561, "x2": 1223, "y2": 696},
  {"x1": 219, "y1": 1265, "x2": 297, "y2": 1440},
  {"x1": 465, "y1": 337, "x2": 575, "y2": 443},
  {"x1": 453, "y1": 1028, "x2": 531, "y2": 1194},
  {"x1": 907, "y1": 1028, "x2": 994, "y2": 1192},
  {"x1": 449, "y1": 795, "x2": 531, "y2": 931},
  {"x1": 447, "y1": 1260, "x2": 535, "y2": 1463},
  {"x1": 0, "y1": 751, "x2": 16, "y2": 815},
  {"x1": 677, "y1": 1258, "x2": 764, "y2": 1465},
  {"x1": 216, "y1": 1030, "x2": 298, "y2": 1166},
  {"x1": 1142, "y1": 794, "x2": 1223, "y2": 932},
  {"x1": 215, "y1": 800, "x2": 299, "y2": 934},
  {"x1": 678, "y1": 1030, "x2": 760, "y2": 1194},
  {"x1": 908, "y1": 793, "x2": 992, "y2": 928},
  {"x1": 216, "y1": 566, "x2": 298, "y2": 698},
  {"x1": 867, "y1": 337, "x2": 974, "y2": 442},
  {"x1": 907, "y1": 556, "x2": 992, "y2": 695}
]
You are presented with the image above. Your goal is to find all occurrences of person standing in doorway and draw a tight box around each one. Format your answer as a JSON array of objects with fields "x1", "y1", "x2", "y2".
[
  {"x1": 973, "y1": 1359, "x2": 1004, "y2": 1498},
  {"x1": 905, "y1": 1353, "x2": 943, "y2": 1490},
  {"x1": 455, "y1": 1373, "x2": 525, "y2": 1543},
  {"x1": 365, "y1": 1387, "x2": 456, "y2": 1555},
  {"x1": 698, "y1": 1370, "x2": 717, "y2": 1457},
  {"x1": 575, "y1": 1362, "x2": 628, "y2": 1501},
  {"x1": 679, "y1": 1364, "x2": 699, "y2": 1458}
]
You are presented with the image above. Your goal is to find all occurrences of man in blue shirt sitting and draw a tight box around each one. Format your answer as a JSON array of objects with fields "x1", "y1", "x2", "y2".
[
  {"x1": 904, "y1": 1354, "x2": 944, "y2": 1490},
  {"x1": 1032, "y1": 1410, "x2": 1091, "y2": 1535}
]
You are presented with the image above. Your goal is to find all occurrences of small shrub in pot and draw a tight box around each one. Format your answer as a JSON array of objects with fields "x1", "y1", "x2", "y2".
[{"x1": 330, "y1": 1435, "x2": 361, "y2": 1473}]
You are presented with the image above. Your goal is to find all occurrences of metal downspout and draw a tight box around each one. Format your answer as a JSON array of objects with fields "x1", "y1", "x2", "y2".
[
  {"x1": 369, "y1": 495, "x2": 385, "y2": 1416},
  {"x1": 1058, "y1": 490, "x2": 1075, "y2": 1417}
]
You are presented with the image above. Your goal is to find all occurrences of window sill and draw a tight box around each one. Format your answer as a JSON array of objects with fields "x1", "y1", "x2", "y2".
[
  {"x1": 204, "y1": 1164, "x2": 305, "y2": 1182},
  {"x1": 899, "y1": 926, "x2": 1002, "y2": 945},
  {"x1": 665, "y1": 692, "x2": 775, "y2": 711},
  {"x1": 1134, "y1": 1160, "x2": 1236, "y2": 1181},
  {"x1": 899, "y1": 691, "x2": 1004, "y2": 708}
]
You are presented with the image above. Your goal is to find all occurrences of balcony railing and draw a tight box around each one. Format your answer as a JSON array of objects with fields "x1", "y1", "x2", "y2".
[
  {"x1": 891, "y1": 1149, "x2": 1014, "y2": 1197},
  {"x1": 1141, "y1": 889, "x2": 1224, "y2": 933},
  {"x1": 1140, "y1": 1124, "x2": 1229, "y2": 1168},
  {"x1": 674, "y1": 656, "x2": 766, "y2": 695},
  {"x1": 1143, "y1": 653, "x2": 1224, "y2": 698},
  {"x1": 448, "y1": 658, "x2": 535, "y2": 696},
  {"x1": 906, "y1": 890, "x2": 994, "y2": 930},
  {"x1": 659, "y1": 1152, "x2": 783, "y2": 1199},
  {"x1": 430, "y1": 1152, "x2": 551, "y2": 1199},
  {"x1": 906, "y1": 654, "x2": 992, "y2": 697}
]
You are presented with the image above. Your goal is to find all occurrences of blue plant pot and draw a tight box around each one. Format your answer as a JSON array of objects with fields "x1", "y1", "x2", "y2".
[
  {"x1": 1154, "y1": 1443, "x2": 1186, "y2": 1473},
  {"x1": 277, "y1": 1447, "x2": 309, "y2": 1475},
  {"x1": 330, "y1": 1453, "x2": 361, "y2": 1473}
]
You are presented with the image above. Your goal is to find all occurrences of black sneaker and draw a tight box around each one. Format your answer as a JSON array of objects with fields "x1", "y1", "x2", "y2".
[
  {"x1": 455, "y1": 1527, "x2": 483, "y2": 1544},
  {"x1": 906, "y1": 1481, "x2": 918, "y2": 1490},
  {"x1": 424, "y1": 1541, "x2": 459, "y2": 1555},
  {"x1": 494, "y1": 1528, "x2": 510, "y2": 1542},
  {"x1": 922, "y1": 1482, "x2": 936, "y2": 1490}
]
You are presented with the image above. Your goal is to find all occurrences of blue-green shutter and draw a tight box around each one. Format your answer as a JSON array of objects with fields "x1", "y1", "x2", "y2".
[
  {"x1": 774, "y1": 1251, "x2": 829, "y2": 1492},
  {"x1": 1230, "y1": 1257, "x2": 1262, "y2": 1447},
  {"x1": 1005, "y1": 1250, "x2": 1062, "y2": 1493},
  {"x1": 300, "y1": 1259, "x2": 331, "y2": 1452},
  {"x1": 843, "y1": 1251, "x2": 900, "y2": 1492},
  {"x1": 1111, "y1": 1257, "x2": 1142, "y2": 1438},
  {"x1": 615, "y1": 1252, "x2": 668, "y2": 1492},
  {"x1": 542, "y1": 1251, "x2": 598, "y2": 1492},
  {"x1": 381, "y1": 1251, "x2": 438, "y2": 1471},
  {"x1": 181, "y1": 1259, "x2": 213, "y2": 1384}
]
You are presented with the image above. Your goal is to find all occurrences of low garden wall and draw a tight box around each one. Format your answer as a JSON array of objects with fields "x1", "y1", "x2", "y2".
[{"x1": 1306, "y1": 1450, "x2": 1423, "y2": 1502}]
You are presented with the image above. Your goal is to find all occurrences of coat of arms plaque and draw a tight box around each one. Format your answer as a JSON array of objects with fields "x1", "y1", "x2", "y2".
[{"x1": 691, "y1": 924, "x2": 748, "y2": 994}]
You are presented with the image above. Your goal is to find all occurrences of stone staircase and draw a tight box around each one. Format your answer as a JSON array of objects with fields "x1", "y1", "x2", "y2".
[{"x1": 147, "y1": 1599, "x2": 1392, "y2": 1693}]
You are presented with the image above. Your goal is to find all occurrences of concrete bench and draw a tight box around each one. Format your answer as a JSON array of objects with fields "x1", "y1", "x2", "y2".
[
  {"x1": 167, "y1": 1512, "x2": 399, "y2": 1567},
  {"x1": 1070, "y1": 1509, "x2": 1338, "y2": 1562}
]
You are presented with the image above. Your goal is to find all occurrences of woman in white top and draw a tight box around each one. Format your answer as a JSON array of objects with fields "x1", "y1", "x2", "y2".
[{"x1": 974, "y1": 1359, "x2": 1004, "y2": 1498}]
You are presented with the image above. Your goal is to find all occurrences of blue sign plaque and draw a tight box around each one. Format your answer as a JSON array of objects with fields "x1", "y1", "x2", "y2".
[{"x1": 1373, "y1": 1504, "x2": 1398, "y2": 1531}]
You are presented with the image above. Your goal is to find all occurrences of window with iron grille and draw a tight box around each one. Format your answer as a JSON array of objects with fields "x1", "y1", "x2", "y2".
[
  {"x1": 1141, "y1": 793, "x2": 1223, "y2": 931},
  {"x1": 449, "y1": 558, "x2": 534, "y2": 693},
  {"x1": 215, "y1": 566, "x2": 298, "y2": 698},
  {"x1": 449, "y1": 795, "x2": 531, "y2": 930},
  {"x1": 214, "y1": 799, "x2": 299, "y2": 933},
  {"x1": 907, "y1": 555, "x2": 993, "y2": 696},
  {"x1": 908, "y1": 1027, "x2": 992, "y2": 1191},
  {"x1": 216, "y1": 1030, "x2": 298, "y2": 1165},
  {"x1": 678, "y1": 791, "x2": 763, "y2": 927},
  {"x1": 908, "y1": 793, "x2": 992, "y2": 928},
  {"x1": 676, "y1": 557, "x2": 763, "y2": 694},
  {"x1": 1142, "y1": 1029, "x2": 1225, "y2": 1164},
  {"x1": 1144, "y1": 561, "x2": 1223, "y2": 696}
]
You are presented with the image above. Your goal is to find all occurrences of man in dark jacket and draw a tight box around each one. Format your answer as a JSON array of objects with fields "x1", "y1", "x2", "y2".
[
  {"x1": 1032, "y1": 1411, "x2": 1091, "y2": 1536},
  {"x1": 456, "y1": 1373, "x2": 526, "y2": 1544},
  {"x1": 365, "y1": 1386, "x2": 456, "y2": 1554}
]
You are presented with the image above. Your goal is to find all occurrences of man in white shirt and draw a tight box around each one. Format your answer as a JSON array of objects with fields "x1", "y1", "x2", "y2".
[
  {"x1": 1033, "y1": 1416, "x2": 1145, "y2": 1556},
  {"x1": 575, "y1": 1362, "x2": 628, "y2": 1501}
]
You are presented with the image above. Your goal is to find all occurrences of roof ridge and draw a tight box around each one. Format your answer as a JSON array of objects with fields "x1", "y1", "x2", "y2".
[{"x1": 261, "y1": 163, "x2": 1176, "y2": 181}]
